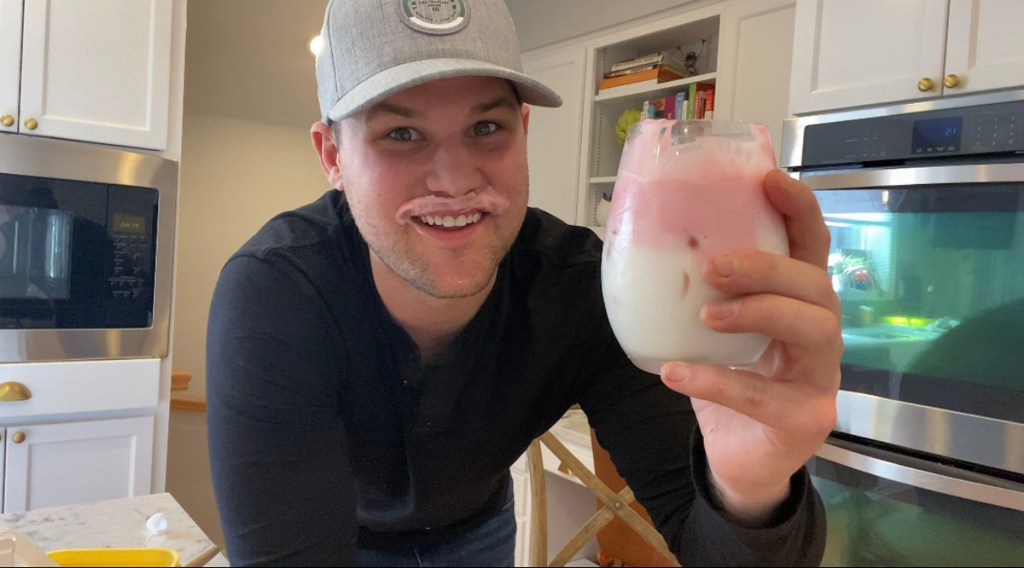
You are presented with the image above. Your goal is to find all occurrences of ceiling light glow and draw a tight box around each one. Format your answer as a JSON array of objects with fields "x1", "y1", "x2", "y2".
[{"x1": 309, "y1": 34, "x2": 324, "y2": 57}]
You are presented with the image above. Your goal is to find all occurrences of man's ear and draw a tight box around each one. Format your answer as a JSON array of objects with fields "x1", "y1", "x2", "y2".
[
  {"x1": 310, "y1": 121, "x2": 345, "y2": 190},
  {"x1": 521, "y1": 103, "x2": 531, "y2": 136}
]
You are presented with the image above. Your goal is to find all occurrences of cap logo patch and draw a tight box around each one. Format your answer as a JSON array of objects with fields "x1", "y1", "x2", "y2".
[{"x1": 399, "y1": 0, "x2": 469, "y2": 35}]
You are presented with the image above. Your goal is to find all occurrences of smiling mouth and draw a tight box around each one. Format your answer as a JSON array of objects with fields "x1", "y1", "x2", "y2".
[{"x1": 418, "y1": 212, "x2": 484, "y2": 228}]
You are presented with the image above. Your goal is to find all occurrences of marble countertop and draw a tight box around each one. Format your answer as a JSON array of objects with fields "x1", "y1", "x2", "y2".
[{"x1": 0, "y1": 493, "x2": 220, "y2": 566}]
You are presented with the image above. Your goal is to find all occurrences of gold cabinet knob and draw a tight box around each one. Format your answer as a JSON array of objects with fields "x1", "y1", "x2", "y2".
[
  {"x1": 0, "y1": 114, "x2": 13, "y2": 128},
  {"x1": 24, "y1": 117, "x2": 38, "y2": 130},
  {"x1": 11, "y1": 431, "x2": 26, "y2": 444},
  {"x1": 944, "y1": 74, "x2": 961, "y2": 89},
  {"x1": 917, "y1": 77, "x2": 935, "y2": 92},
  {"x1": 0, "y1": 381, "x2": 31, "y2": 402}
]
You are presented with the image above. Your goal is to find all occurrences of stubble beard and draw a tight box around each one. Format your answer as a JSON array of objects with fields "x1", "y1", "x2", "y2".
[{"x1": 364, "y1": 224, "x2": 519, "y2": 300}]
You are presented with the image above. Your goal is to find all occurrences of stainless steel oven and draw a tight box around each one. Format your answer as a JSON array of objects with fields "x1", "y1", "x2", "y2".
[
  {"x1": 0, "y1": 133, "x2": 177, "y2": 362},
  {"x1": 782, "y1": 89, "x2": 1024, "y2": 565}
]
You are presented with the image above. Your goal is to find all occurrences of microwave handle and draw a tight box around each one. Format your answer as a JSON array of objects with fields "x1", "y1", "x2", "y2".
[
  {"x1": 815, "y1": 439, "x2": 1024, "y2": 512},
  {"x1": 797, "y1": 162, "x2": 1024, "y2": 190}
]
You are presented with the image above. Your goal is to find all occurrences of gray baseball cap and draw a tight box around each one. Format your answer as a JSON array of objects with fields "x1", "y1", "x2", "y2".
[{"x1": 315, "y1": 0, "x2": 563, "y2": 123}]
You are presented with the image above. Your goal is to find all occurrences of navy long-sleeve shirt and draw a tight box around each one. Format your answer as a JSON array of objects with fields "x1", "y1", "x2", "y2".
[{"x1": 206, "y1": 190, "x2": 826, "y2": 566}]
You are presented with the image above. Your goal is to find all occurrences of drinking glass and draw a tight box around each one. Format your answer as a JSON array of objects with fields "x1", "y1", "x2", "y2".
[{"x1": 601, "y1": 119, "x2": 789, "y2": 373}]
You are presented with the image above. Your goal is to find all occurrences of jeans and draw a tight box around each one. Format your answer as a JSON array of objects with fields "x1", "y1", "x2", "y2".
[{"x1": 356, "y1": 498, "x2": 517, "y2": 567}]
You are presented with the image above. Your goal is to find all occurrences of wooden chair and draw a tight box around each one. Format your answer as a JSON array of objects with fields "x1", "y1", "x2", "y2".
[{"x1": 525, "y1": 431, "x2": 680, "y2": 567}]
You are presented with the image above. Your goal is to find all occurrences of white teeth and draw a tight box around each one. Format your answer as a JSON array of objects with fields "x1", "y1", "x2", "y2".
[{"x1": 418, "y1": 212, "x2": 483, "y2": 227}]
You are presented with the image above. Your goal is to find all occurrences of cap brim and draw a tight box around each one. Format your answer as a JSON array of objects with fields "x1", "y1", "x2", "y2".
[{"x1": 325, "y1": 58, "x2": 563, "y2": 122}]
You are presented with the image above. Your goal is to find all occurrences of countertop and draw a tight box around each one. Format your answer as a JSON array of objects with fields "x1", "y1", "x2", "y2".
[{"x1": 0, "y1": 492, "x2": 223, "y2": 566}]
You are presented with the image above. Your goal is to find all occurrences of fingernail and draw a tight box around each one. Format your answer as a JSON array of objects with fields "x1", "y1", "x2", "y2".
[
  {"x1": 703, "y1": 299, "x2": 740, "y2": 321},
  {"x1": 712, "y1": 256, "x2": 736, "y2": 276},
  {"x1": 662, "y1": 362, "x2": 689, "y2": 382}
]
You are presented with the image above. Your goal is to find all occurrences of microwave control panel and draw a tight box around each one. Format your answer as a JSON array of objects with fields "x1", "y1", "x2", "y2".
[
  {"x1": 801, "y1": 99, "x2": 1024, "y2": 167},
  {"x1": 109, "y1": 232, "x2": 151, "y2": 300}
]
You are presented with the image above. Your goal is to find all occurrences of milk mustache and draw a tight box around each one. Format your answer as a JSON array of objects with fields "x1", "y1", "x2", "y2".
[{"x1": 601, "y1": 119, "x2": 789, "y2": 373}]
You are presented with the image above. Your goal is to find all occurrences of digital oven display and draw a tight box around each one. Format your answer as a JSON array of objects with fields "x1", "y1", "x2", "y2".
[{"x1": 911, "y1": 116, "x2": 963, "y2": 154}]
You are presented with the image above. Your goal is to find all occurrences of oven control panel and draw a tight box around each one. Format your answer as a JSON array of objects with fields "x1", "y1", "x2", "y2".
[{"x1": 800, "y1": 99, "x2": 1024, "y2": 167}]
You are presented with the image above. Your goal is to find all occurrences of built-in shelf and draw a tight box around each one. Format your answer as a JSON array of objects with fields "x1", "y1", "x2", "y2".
[
  {"x1": 591, "y1": 176, "x2": 617, "y2": 184},
  {"x1": 594, "y1": 72, "x2": 717, "y2": 103}
]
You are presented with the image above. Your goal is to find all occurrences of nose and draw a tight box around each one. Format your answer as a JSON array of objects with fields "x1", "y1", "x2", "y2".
[{"x1": 424, "y1": 139, "x2": 483, "y2": 196}]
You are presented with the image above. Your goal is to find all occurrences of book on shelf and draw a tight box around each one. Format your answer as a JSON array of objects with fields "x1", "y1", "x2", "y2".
[
  {"x1": 602, "y1": 62, "x2": 661, "y2": 79},
  {"x1": 685, "y1": 82, "x2": 715, "y2": 119},
  {"x1": 674, "y1": 91, "x2": 687, "y2": 119},
  {"x1": 607, "y1": 49, "x2": 688, "y2": 75},
  {"x1": 598, "y1": 65, "x2": 684, "y2": 91},
  {"x1": 608, "y1": 51, "x2": 664, "y2": 73}
]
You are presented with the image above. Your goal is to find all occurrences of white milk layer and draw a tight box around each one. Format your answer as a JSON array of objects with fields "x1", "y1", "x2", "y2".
[{"x1": 602, "y1": 245, "x2": 772, "y2": 373}]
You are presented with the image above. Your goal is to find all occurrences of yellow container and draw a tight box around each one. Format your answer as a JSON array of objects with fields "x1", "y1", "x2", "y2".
[{"x1": 47, "y1": 547, "x2": 180, "y2": 567}]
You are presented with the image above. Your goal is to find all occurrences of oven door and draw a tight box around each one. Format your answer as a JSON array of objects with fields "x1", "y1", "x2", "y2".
[
  {"x1": 809, "y1": 436, "x2": 1024, "y2": 567},
  {"x1": 799, "y1": 162, "x2": 1024, "y2": 476}
]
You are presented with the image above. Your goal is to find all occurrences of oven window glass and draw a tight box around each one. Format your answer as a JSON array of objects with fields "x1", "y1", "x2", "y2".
[
  {"x1": 808, "y1": 448, "x2": 1024, "y2": 566},
  {"x1": 815, "y1": 185, "x2": 1024, "y2": 424}
]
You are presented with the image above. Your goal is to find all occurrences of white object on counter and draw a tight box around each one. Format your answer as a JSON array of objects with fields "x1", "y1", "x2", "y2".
[{"x1": 146, "y1": 512, "x2": 168, "y2": 535}]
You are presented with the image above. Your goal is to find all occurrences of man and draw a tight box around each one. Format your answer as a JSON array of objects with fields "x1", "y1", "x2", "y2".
[{"x1": 206, "y1": 0, "x2": 842, "y2": 566}]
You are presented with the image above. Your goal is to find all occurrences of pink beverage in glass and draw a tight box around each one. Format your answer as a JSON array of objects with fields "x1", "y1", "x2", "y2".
[{"x1": 601, "y1": 119, "x2": 789, "y2": 373}]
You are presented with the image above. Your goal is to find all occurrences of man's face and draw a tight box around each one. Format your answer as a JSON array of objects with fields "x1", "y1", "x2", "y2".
[{"x1": 335, "y1": 76, "x2": 531, "y2": 299}]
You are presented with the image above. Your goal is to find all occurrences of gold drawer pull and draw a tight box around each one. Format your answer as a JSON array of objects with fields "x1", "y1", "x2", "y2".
[
  {"x1": 11, "y1": 431, "x2": 26, "y2": 444},
  {"x1": 0, "y1": 382, "x2": 32, "y2": 402},
  {"x1": 0, "y1": 114, "x2": 14, "y2": 127},
  {"x1": 918, "y1": 77, "x2": 935, "y2": 92}
]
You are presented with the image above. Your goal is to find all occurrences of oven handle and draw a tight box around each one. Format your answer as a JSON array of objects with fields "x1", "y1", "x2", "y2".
[
  {"x1": 796, "y1": 161, "x2": 1024, "y2": 190},
  {"x1": 815, "y1": 440, "x2": 1024, "y2": 512}
]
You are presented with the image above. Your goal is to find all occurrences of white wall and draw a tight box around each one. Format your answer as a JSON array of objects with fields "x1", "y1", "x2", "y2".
[
  {"x1": 507, "y1": 0, "x2": 701, "y2": 51},
  {"x1": 171, "y1": 112, "x2": 329, "y2": 398},
  {"x1": 166, "y1": 112, "x2": 328, "y2": 551}
]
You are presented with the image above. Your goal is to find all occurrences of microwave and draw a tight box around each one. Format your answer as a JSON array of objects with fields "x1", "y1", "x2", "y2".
[{"x1": 0, "y1": 133, "x2": 177, "y2": 362}]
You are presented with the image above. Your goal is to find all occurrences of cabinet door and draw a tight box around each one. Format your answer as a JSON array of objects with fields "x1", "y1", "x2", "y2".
[
  {"x1": 944, "y1": 0, "x2": 1024, "y2": 95},
  {"x1": 3, "y1": 416, "x2": 154, "y2": 514},
  {"x1": 19, "y1": 0, "x2": 172, "y2": 149},
  {"x1": 0, "y1": 0, "x2": 22, "y2": 132},
  {"x1": 716, "y1": 0, "x2": 796, "y2": 160},
  {"x1": 521, "y1": 45, "x2": 587, "y2": 225},
  {"x1": 789, "y1": 0, "x2": 950, "y2": 115}
]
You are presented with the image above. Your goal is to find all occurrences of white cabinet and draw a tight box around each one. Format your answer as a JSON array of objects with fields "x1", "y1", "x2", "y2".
[
  {"x1": 789, "y1": 0, "x2": 1024, "y2": 116},
  {"x1": 2, "y1": 416, "x2": 154, "y2": 514},
  {"x1": 0, "y1": 0, "x2": 22, "y2": 134},
  {"x1": 0, "y1": 358, "x2": 161, "y2": 514},
  {"x1": 522, "y1": 46, "x2": 587, "y2": 225},
  {"x1": 714, "y1": 0, "x2": 796, "y2": 158},
  {"x1": 0, "y1": 0, "x2": 173, "y2": 150}
]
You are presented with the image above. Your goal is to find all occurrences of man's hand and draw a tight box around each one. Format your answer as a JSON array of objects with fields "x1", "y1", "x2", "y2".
[{"x1": 660, "y1": 169, "x2": 842, "y2": 523}]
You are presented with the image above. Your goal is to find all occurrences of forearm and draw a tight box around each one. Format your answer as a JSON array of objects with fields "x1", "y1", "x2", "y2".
[{"x1": 208, "y1": 402, "x2": 357, "y2": 566}]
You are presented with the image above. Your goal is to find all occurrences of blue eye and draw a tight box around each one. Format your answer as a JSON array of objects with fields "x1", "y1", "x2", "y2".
[
  {"x1": 387, "y1": 127, "x2": 421, "y2": 142},
  {"x1": 472, "y1": 122, "x2": 499, "y2": 137}
]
